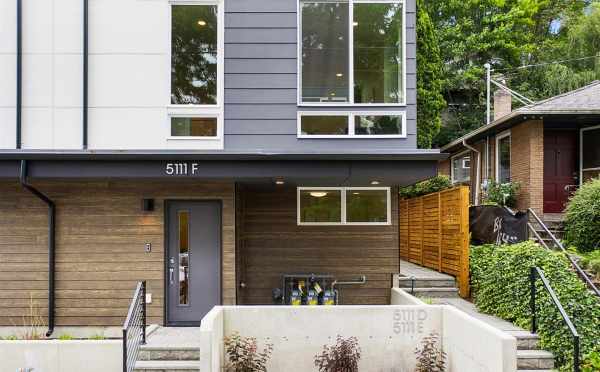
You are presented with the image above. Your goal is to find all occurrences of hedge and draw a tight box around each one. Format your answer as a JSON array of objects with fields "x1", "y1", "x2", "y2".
[
  {"x1": 564, "y1": 178, "x2": 600, "y2": 253},
  {"x1": 399, "y1": 175, "x2": 452, "y2": 199},
  {"x1": 470, "y1": 242, "x2": 600, "y2": 370}
]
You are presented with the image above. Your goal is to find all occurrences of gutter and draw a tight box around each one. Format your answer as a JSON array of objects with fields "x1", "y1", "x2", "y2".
[
  {"x1": 462, "y1": 139, "x2": 481, "y2": 205},
  {"x1": 19, "y1": 160, "x2": 55, "y2": 337}
]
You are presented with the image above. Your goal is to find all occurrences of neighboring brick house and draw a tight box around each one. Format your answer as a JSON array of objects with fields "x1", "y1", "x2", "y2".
[{"x1": 439, "y1": 81, "x2": 600, "y2": 218}]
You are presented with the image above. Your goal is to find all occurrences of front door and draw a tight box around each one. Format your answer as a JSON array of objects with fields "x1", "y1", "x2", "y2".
[
  {"x1": 544, "y1": 130, "x2": 578, "y2": 213},
  {"x1": 167, "y1": 201, "x2": 221, "y2": 325}
]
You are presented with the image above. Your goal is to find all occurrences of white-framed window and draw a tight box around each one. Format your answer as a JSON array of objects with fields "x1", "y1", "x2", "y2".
[
  {"x1": 495, "y1": 130, "x2": 511, "y2": 183},
  {"x1": 167, "y1": 0, "x2": 224, "y2": 148},
  {"x1": 297, "y1": 187, "x2": 391, "y2": 225},
  {"x1": 297, "y1": 0, "x2": 406, "y2": 106},
  {"x1": 297, "y1": 111, "x2": 406, "y2": 138},
  {"x1": 451, "y1": 150, "x2": 471, "y2": 184},
  {"x1": 580, "y1": 124, "x2": 600, "y2": 184}
]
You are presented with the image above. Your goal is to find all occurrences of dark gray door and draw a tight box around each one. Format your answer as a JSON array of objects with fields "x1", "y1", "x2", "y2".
[{"x1": 167, "y1": 201, "x2": 221, "y2": 325}]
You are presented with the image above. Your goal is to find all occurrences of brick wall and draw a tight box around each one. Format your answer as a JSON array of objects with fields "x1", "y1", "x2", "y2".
[{"x1": 510, "y1": 120, "x2": 544, "y2": 214}]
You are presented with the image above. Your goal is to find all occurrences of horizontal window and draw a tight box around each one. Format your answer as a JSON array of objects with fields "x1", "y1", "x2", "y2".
[
  {"x1": 171, "y1": 117, "x2": 218, "y2": 137},
  {"x1": 298, "y1": 187, "x2": 391, "y2": 225},
  {"x1": 298, "y1": 112, "x2": 405, "y2": 138},
  {"x1": 300, "y1": 0, "x2": 405, "y2": 105}
]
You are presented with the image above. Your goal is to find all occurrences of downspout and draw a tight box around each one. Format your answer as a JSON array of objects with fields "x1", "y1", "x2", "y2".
[
  {"x1": 82, "y1": 0, "x2": 89, "y2": 149},
  {"x1": 463, "y1": 139, "x2": 481, "y2": 205},
  {"x1": 16, "y1": 0, "x2": 22, "y2": 149},
  {"x1": 19, "y1": 160, "x2": 55, "y2": 337}
]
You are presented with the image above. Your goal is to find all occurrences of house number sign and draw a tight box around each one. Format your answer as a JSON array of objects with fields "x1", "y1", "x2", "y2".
[{"x1": 165, "y1": 162, "x2": 200, "y2": 176}]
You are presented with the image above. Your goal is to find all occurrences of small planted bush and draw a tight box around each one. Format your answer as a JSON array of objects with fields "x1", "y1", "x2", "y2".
[
  {"x1": 564, "y1": 178, "x2": 600, "y2": 253},
  {"x1": 223, "y1": 332, "x2": 273, "y2": 372},
  {"x1": 399, "y1": 175, "x2": 452, "y2": 199},
  {"x1": 482, "y1": 181, "x2": 520, "y2": 207},
  {"x1": 414, "y1": 332, "x2": 446, "y2": 372},
  {"x1": 470, "y1": 241, "x2": 600, "y2": 370},
  {"x1": 314, "y1": 335, "x2": 361, "y2": 372}
]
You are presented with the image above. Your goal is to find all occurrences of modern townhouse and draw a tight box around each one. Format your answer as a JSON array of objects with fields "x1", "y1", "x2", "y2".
[{"x1": 0, "y1": 0, "x2": 444, "y2": 332}]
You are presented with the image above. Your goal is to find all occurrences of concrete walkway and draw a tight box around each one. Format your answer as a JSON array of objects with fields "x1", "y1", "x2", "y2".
[
  {"x1": 144, "y1": 325, "x2": 201, "y2": 348},
  {"x1": 399, "y1": 259, "x2": 455, "y2": 280}
]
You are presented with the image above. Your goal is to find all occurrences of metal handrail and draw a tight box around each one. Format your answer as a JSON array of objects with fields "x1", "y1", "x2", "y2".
[
  {"x1": 530, "y1": 267, "x2": 580, "y2": 372},
  {"x1": 122, "y1": 281, "x2": 146, "y2": 372},
  {"x1": 527, "y1": 223, "x2": 551, "y2": 250},
  {"x1": 528, "y1": 209, "x2": 600, "y2": 297}
]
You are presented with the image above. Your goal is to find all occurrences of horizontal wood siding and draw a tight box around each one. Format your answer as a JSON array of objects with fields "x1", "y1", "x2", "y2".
[
  {"x1": 237, "y1": 186, "x2": 399, "y2": 305},
  {"x1": 0, "y1": 180, "x2": 235, "y2": 327}
]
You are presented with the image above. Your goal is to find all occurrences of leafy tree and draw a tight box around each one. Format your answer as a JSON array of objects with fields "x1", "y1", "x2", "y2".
[{"x1": 416, "y1": 0, "x2": 446, "y2": 148}]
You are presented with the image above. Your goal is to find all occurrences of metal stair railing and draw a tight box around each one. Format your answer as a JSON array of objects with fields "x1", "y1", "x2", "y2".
[
  {"x1": 527, "y1": 209, "x2": 600, "y2": 297},
  {"x1": 530, "y1": 267, "x2": 580, "y2": 372},
  {"x1": 122, "y1": 281, "x2": 147, "y2": 372}
]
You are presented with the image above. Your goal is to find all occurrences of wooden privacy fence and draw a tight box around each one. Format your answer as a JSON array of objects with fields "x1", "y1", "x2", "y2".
[{"x1": 399, "y1": 186, "x2": 470, "y2": 297}]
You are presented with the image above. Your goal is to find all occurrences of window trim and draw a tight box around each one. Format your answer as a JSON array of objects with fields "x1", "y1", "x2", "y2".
[
  {"x1": 495, "y1": 130, "x2": 511, "y2": 183},
  {"x1": 297, "y1": 111, "x2": 407, "y2": 138},
  {"x1": 580, "y1": 124, "x2": 600, "y2": 185},
  {"x1": 296, "y1": 0, "x2": 407, "y2": 107},
  {"x1": 167, "y1": 0, "x2": 225, "y2": 148},
  {"x1": 297, "y1": 187, "x2": 391, "y2": 226},
  {"x1": 450, "y1": 149, "x2": 471, "y2": 184}
]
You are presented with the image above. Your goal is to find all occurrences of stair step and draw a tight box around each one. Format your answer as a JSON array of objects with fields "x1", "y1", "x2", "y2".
[
  {"x1": 134, "y1": 360, "x2": 201, "y2": 372},
  {"x1": 517, "y1": 349, "x2": 554, "y2": 370},
  {"x1": 397, "y1": 278, "x2": 456, "y2": 288},
  {"x1": 139, "y1": 346, "x2": 200, "y2": 361},
  {"x1": 410, "y1": 287, "x2": 460, "y2": 298},
  {"x1": 505, "y1": 331, "x2": 540, "y2": 350}
]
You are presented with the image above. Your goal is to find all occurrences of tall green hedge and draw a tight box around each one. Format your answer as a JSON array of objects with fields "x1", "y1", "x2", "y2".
[
  {"x1": 564, "y1": 178, "x2": 600, "y2": 253},
  {"x1": 470, "y1": 242, "x2": 600, "y2": 370}
]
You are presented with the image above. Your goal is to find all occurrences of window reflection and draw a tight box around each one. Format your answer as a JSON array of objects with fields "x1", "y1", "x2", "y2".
[
  {"x1": 171, "y1": 5, "x2": 218, "y2": 105},
  {"x1": 354, "y1": 115, "x2": 403, "y2": 135},
  {"x1": 178, "y1": 211, "x2": 190, "y2": 305},
  {"x1": 354, "y1": 3, "x2": 403, "y2": 103},
  {"x1": 171, "y1": 117, "x2": 217, "y2": 137},
  {"x1": 301, "y1": 2, "x2": 350, "y2": 103},
  {"x1": 299, "y1": 190, "x2": 342, "y2": 223},
  {"x1": 498, "y1": 136, "x2": 511, "y2": 183},
  {"x1": 346, "y1": 189, "x2": 387, "y2": 223},
  {"x1": 301, "y1": 115, "x2": 349, "y2": 135}
]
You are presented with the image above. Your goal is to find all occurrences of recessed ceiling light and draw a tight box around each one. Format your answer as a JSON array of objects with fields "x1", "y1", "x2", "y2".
[
  {"x1": 336, "y1": 73, "x2": 343, "y2": 77},
  {"x1": 370, "y1": 180, "x2": 380, "y2": 185},
  {"x1": 275, "y1": 179, "x2": 285, "y2": 185},
  {"x1": 330, "y1": 92, "x2": 336, "y2": 96},
  {"x1": 197, "y1": 20, "x2": 207, "y2": 26},
  {"x1": 310, "y1": 192, "x2": 328, "y2": 198},
  {"x1": 353, "y1": 192, "x2": 360, "y2": 195}
]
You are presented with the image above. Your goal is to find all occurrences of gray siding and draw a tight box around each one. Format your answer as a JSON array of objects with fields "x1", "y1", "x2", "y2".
[{"x1": 224, "y1": 0, "x2": 418, "y2": 151}]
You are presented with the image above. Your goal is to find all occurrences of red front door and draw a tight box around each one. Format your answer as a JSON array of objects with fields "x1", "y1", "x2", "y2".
[{"x1": 544, "y1": 130, "x2": 578, "y2": 213}]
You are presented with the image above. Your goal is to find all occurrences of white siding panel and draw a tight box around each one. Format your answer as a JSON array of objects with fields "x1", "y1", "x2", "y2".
[
  {"x1": 54, "y1": 0, "x2": 83, "y2": 54},
  {"x1": 0, "y1": 108, "x2": 16, "y2": 149},
  {"x1": 54, "y1": 55, "x2": 83, "y2": 108},
  {"x1": 22, "y1": 55, "x2": 53, "y2": 107},
  {"x1": 89, "y1": 108, "x2": 166, "y2": 149},
  {"x1": 0, "y1": 55, "x2": 16, "y2": 107},
  {"x1": 90, "y1": 55, "x2": 167, "y2": 108},
  {"x1": 0, "y1": 1, "x2": 17, "y2": 53},
  {"x1": 54, "y1": 108, "x2": 83, "y2": 149},
  {"x1": 21, "y1": 108, "x2": 53, "y2": 149},
  {"x1": 22, "y1": 0, "x2": 53, "y2": 54}
]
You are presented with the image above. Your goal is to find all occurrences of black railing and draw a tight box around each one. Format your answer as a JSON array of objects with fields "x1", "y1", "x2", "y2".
[
  {"x1": 123, "y1": 281, "x2": 146, "y2": 372},
  {"x1": 530, "y1": 267, "x2": 580, "y2": 372},
  {"x1": 527, "y1": 209, "x2": 600, "y2": 297}
]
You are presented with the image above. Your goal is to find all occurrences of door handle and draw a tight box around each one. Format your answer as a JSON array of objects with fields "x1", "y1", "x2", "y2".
[{"x1": 169, "y1": 268, "x2": 174, "y2": 285}]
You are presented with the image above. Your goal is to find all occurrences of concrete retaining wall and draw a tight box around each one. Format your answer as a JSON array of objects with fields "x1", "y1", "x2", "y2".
[
  {"x1": 0, "y1": 340, "x2": 122, "y2": 372},
  {"x1": 200, "y1": 305, "x2": 517, "y2": 372},
  {"x1": 390, "y1": 287, "x2": 427, "y2": 305}
]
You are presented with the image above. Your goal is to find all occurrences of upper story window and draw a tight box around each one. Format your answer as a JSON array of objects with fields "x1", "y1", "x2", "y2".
[
  {"x1": 298, "y1": 111, "x2": 406, "y2": 138},
  {"x1": 299, "y1": 0, "x2": 405, "y2": 105},
  {"x1": 171, "y1": 3, "x2": 219, "y2": 105},
  {"x1": 496, "y1": 131, "x2": 511, "y2": 183},
  {"x1": 451, "y1": 150, "x2": 471, "y2": 184}
]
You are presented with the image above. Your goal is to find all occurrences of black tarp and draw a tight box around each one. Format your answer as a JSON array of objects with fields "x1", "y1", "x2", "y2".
[{"x1": 470, "y1": 205, "x2": 528, "y2": 245}]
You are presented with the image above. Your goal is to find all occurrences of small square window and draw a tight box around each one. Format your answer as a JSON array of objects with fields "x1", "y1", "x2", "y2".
[
  {"x1": 346, "y1": 189, "x2": 388, "y2": 223},
  {"x1": 171, "y1": 117, "x2": 217, "y2": 137},
  {"x1": 299, "y1": 189, "x2": 342, "y2": 223}
]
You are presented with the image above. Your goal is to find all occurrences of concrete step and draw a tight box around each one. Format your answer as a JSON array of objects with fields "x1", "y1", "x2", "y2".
[
  {"x1": 410, "y1": 287, "x2": 460, "y2": 298},
  {"x1": 139, "y1": 346, "x2": 200, "y2": 361},
  {"x1": 134, "y1": 360, "x2": 201, "y2": 372},
  {"x1": 505, "y1": 331, "x2": 540, "y2": 350},
  {"x1": 397, "y1": 277, "x2": 457, "y2": 288},
  {"x1": 516, "y1": 349, "x2": 554, "y2": 370}
]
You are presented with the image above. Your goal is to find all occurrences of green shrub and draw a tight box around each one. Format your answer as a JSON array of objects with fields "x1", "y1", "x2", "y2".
[
  {"x1": 58, "y1": 334, "x2": 74, "y2": 340},
  {"x1": 470, "y1": 241, "x2": 600, "y2": 370},
  {"x1": 399, "y1": 175, "x2": 452, "y2": 199},
  {"x1": 482, "y1": 181, "x2": 520, "y2": 207},
  {"x1": 564, "y1": 178, "x2": 600, "y2": 253}
]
